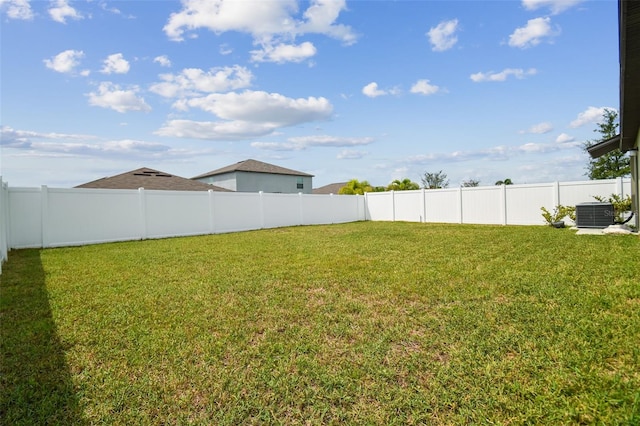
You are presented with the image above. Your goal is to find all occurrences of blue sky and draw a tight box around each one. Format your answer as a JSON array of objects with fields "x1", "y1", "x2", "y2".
[{"x1": 0, "y1": 0, "x2": 619, "y2": 188}]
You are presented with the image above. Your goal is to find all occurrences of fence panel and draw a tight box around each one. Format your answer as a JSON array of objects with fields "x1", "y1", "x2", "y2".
[
  {"x1": 461, "y1": 187, "x2": 503, "y2": 225},
  {"x1": 332, "y1": 194, "x2": 365, "y2": 223},
  {"x1": 506, "y1": 183, "x2": 554, "y2": 225},
  {"x1": 301, "y1": 194, "x2": 335, "y2": 225},
  {"x1": 558, "y1": 179, "x2": 628, "y2": 207},
  {"x1": 394, "y1": 190, "x2": 423, "y2": 222},
  {"x1": 8, "y1": 187, "x2": 43, "y2": 249},
  {"x1": 424, "y1": 189, "x2": 460, "y2": 223},
  {"x1": 365, "y1": 192, "x2": 394, "y2": 221},
  {"x1": 46, "y1": 188, "x2": 141, "y2": 247},
  {"x1": 263, "y1": 193, "x2": 302, "y2": 228},
  {"x1": 145, "y1": 190, "x2": 210, "y2": 239},
  {"x1": 211, "y1": 192, "x2": 263, "y2": 233}
]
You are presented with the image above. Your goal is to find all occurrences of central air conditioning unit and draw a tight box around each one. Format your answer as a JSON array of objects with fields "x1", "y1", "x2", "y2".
[{"x1": 575, "y1": 202, "x2": 614, "y2": 228}]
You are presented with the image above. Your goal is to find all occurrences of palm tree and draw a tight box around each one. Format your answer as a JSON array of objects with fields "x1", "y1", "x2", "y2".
[
  {"x1": 495, "y1": 178, "x2": 513, "y2": 185},
  {"x1": 387, "y1": 178, "x2": 420, "y2": 191},
  {"x1": 338, "y1": 179, "x2": 374, "y2": 195}
]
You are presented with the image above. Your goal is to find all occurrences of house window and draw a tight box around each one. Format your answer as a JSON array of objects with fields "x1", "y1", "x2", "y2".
[{"x1": 297, "y1": 177, "x2": 304, "y2": 189}]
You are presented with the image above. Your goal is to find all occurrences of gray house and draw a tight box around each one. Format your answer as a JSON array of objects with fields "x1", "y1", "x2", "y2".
[
  {"x1": 192, "y1": 159, "x2": 314, "y2": 194},
  {"x1": 76, "y1": 167, "x2": 230, "y2": 192}
]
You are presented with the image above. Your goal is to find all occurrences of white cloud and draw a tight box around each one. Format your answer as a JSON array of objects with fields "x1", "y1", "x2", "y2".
[
  {"x1": 49, "y1": 0, "x2": 83, "y2": 23},
  {"x1": 427, "y1": 19, "x2": 459, "y2": 52},
  {"x1": 288, "y1": 135, "x2": 373, "y2": 147},
  {"x1": 251, "y1": 141, "x2": 301, "y2": 151},
  {"x1": 181, "y1": 91, "x2": 332, "y2": 125},
  {"x1": 556, "y1": 133, "x2": 575, "y2": 143},
  {"x1": 569, "y1": 106, "x2": 616, "y2": 128},
  {"x1": 251, "y1": 41, "x2": 317, "y2": 63},
  {"x1": 1, "y1": 0, "x2": 33, "y2": 19},
  {"x1": 522, "y1": 0, "x2": 583, "y2": 14},
  {"x1": 362, "y1": 82, "x2": 387, "y2": 98},
  {"x1": 155, "y1": 119, "x2": 277, "y2": 140},
  {"x1": 1, "y1": 125, "x2": 203, "y2": 161},
  {"x1": 520, "y1": 122, "x2": 553, "y2": 134},
  {"x1": 150, "y1": 66, "x2": 254, "y2": 98},
  {"x1": 405, "y1": 138, "x2": 582, "y2": 165},
  {"x1": 101, "y1": 53, "x2": 130, "y2": 74},
  {"x1": 297, "y1": 0, "x2": 357, "y2": 45},
  {"x1": 87, "y1": 82, "x2": 151, "y2": 113},
  {"x1": 163, "y1": 0, "x2": 356, "y2": 46},
  {"x1": 153, "y1": 55, "x2": 172, "y2": 67},
  {"x1": 337, "y1": 149, "x2": 367, "y2": 160},
  {"x1": 509, "y1": 17, "x2": 556, "y2": 48},
  {"x1": 43, "y1": 49, "x2": 84, "y2": 74},
  {"x1": 219, "y1": 44, "x2": 233, "y2": 55},
  {"x1": 252, "y1": 135, "x2": 373, "y2": 151},
  {"x1": 156, "y1": 90, "x2": 333, "y2": 140},
  {"x1": 470, "y1": 68, "x2": 537, "y2": 82},
  {"x1": 1, "y1": 125, "x2": 96, "y2": 148},
  {"x1": 410, "y1": 79, "x2": 440, "y2": 96}
]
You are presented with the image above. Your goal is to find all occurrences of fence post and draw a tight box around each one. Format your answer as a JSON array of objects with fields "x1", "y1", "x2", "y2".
[
  {"x1": 138, "y1": 187, "x2": 147, "y2": 240},
  {"x1": 41, "y1": 185, "x2": 49, "y2": 248},
  {"x1": 208, "y1": 190, "x2": 215, "y2": 234},
  {"x1": 500, "y1": 184, "x2": 507, "y2": 225},
  {"x1": 458, "y1": 187, "x2": 463, "y2": 224},
  {"x1": 259, "y1": 191, "x2": 265, "y2": 229},
  {"x1": 553, "y1": 181, "x2": 560, "y2": 207},
  {"x1": 420, "y1": 188, "x2": 426, "y2": 223},
  {"x1": 363, "y1": 192, "x2": 368, "y2": 221},
  {"x1": 391, "y1": 190, "x2": 396, "y2": 222},
  {"x1": 298, "y1": 192, "x2": 304, "y2": 225},
  {"x1": 330, "y1": 193, "x2": 336, "y2": 223}
]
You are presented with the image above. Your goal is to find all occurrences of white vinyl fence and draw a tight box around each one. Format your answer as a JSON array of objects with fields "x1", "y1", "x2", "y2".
[
  {"x1": 3, "y1": 184, "x2": 365, "y2": 250},
  {"x1": 365, "y1": 178, "x2": 630, "y2": 225},
  {"x1": 0, "y1": 176, "x2": 631, "y2": 273}
]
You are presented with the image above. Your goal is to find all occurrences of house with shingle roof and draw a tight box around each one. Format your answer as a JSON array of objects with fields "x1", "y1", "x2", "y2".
[
  {"x1": 192, "y1": 159, "x2": 314, "y2": 194},
  {"x1": 75, "y1": 167, "x2": 231, "y2": 192},
  {"x1": 312, "y1": 182, "x2": 348, "y2": 195}
]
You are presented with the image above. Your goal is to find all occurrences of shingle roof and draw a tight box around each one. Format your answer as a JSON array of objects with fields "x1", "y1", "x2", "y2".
[
  {"x1": 312, "y1": 182, "x2": 348, "y2": 194},
  {"x1": 75, "y1": 167, "x2": 232, "y2": 192},
  {"x1": 192, "y1": 159, "x2": 314, "y2": 179}
]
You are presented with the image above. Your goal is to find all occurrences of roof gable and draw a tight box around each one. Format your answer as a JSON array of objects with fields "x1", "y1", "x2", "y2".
[
  {"x1": 76, "y1": 167, "x2": 231, "y2": 192},
  {"x1": 192, "y1": 159, "x2": 313, "y2": 179}
]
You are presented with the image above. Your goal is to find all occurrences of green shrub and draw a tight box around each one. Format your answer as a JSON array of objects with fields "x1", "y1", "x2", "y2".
[
  {"x1": 541, "y1": 205, "x2": 576, "y2": 225},
  {"x1": 593, "y1": 194, "x2": 632, "y2": 222}
]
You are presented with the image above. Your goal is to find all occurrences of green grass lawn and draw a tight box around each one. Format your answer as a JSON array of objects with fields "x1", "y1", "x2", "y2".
[{"x1": 1, "y1": 222, "x2": 639, "y2": 425}]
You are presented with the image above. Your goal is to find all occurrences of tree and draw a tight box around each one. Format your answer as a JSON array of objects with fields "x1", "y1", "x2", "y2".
[
  {"x1": 495, "y1": 178, "x2": 513, "y2": 185},
  {"x1": 421, "y1": 170, "x2": 449, "y2": 189},
  {"x1": 338, "y1": 179, "x2": 374, "y2": 195},
  {"x1": 583, "y1": 109, "x2": 630, "y2": 179},
  {"x1": 461, "y1": 179, "x2": 480, "y2": 187},
  {"x1": 387, "y1": 178, "x2": 420, "y2": 191}
]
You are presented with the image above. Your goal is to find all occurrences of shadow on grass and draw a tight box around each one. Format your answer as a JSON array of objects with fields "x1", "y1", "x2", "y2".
[{"x1": 0, "y1": 249, "x2": 85, "y2": 425}]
